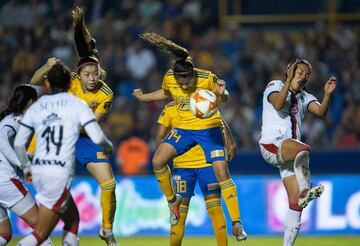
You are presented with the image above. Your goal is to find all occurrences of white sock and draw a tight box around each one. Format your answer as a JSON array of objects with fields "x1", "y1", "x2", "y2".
[
  {"x1": 39, "y1": 238, "x2": 53, "y2": 246},
  {"x1": 17, "y1": 234, "x2": 38, "y2": 246},
  {"x1": 0, "y1": 236, "x2": 8, "y2": 246},
  {"x1": 293, "y1": 150, "x2": 311, "y2": 192},
  {"x1": 62, "y1": 231, "x2": 79, "y2": 246},
  {"x1": 283, "y1": 209, "x2": 302, "y2": 246}
]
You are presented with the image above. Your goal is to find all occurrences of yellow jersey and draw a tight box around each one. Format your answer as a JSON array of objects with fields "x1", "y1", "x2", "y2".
[
  {"x1": 69, "y1": 73, "x2": 113, "y2": 114},
  {"x1": 157, "y1": 102, "x2": 211, "y2": 169},
  {"x1": 161, "y1": 68, "x2": 221, "y2": 130}
]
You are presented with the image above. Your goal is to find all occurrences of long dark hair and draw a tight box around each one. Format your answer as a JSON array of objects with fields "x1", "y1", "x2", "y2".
[
  {"x1": 140, "y1": 32, "x2": 194, "y2": 78},
  {"x1": 0, "y1": 85, "x2": 38, "y2": 121}
]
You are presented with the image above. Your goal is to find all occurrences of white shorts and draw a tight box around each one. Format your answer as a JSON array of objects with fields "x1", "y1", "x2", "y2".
[
  {"x1": 32, "y1": 174, "x2": 74, "y2": 213},
  {"x1": 0, "y1": 177, "x2": 29, "y2": 208},
  {"x1": 0, "y1": 178, "x2": 36, "y2": 217},
  {"x1": 259, "y1": 138, "x2": 295, "y2": 180}
]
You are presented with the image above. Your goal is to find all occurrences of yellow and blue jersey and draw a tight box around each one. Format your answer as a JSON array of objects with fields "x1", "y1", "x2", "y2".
[
  {"x1": 161, "y1": 68, "x2": 221, "y2": 130},
  {"x1": 157, "y1": 102, "x2": 211, "y2": 169},
  {"x1": 69, "y1": 73, "x2": 113, "y2": 114}
]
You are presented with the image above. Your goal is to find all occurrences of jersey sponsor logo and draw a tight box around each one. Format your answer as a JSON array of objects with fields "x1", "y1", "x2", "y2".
[
  {"x1": 207, "y1": 183, "x2": 220, "y2": 191},
  {"x1": 33, "y1": 158, "x2": 66, "y2": 167},
  {"x1": 103, "y1": 102, "x2": 111, "y2": 110},
  {"x1": 42, "y1": 113, "x2": 61, "y2": 125},
  {"x1": 211, "y1": 150, "x2": 225, "y2": 158}
]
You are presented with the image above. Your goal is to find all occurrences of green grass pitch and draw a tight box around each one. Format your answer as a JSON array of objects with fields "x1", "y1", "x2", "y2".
[{"x1": 8, "y1": 236, "x2": 360, "y2": 246}]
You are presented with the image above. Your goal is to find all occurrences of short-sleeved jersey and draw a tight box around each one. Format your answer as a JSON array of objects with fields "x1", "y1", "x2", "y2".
[
  {"x1": 157, "y1": 102, "x2": 211, "y2": 169},
  {"x1": 260, "y1": 80, "x2": 318, "y2": 143},
  {"x1": 20, "y1": 93, "x2": 96, "y2": 176},
  {"x1": 69, "y1": 73, "x2": 113, "y2": 114},
  {"x1": 161, "y1": 68, "x2": 221, "y2": 130},
  {"x1": 0, "y1": 114, "x2": 22, "y2": 181}
]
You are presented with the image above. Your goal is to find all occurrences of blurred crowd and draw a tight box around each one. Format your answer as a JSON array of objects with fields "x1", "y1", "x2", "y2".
[{"x1": 0, "y1": 0, "x2": 359, "y2": 157}]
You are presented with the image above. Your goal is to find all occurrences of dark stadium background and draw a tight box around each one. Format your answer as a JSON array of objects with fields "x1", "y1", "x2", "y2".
[{"x1": 1, "y1": 0, "x2": 360, "y2": 244}]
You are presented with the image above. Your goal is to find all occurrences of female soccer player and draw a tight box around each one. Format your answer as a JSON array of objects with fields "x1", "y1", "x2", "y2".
[
  {"x1": 259, "y1": 59, "x2": 336, "y2": 246},
  {"x1": 133, "y1": 32, "x2": 246, "y2": 241},
  {"x1": 15, "y1": 62, "x2": 113, "y2": 246},
  {"x1": 157, "y1": 102, "x2": 243, "y2": 245},
  {"x1": 30, "y1": 7, "x2": 118, "y2": 245},
  {"x1": 0, "y1": 85, "x2": 51, "y2": 246}
]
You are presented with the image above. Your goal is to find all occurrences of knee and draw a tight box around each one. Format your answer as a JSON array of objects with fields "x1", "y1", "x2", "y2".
[
  {"x1": 213, "y1": 162, "x2": 230, "y2": 182},
  {"x1": 295, "y1": 144, "x2": 311, "y2": 156},
  {"x1": 152, "y1": 155, "x2": 166, "y2": 170}
]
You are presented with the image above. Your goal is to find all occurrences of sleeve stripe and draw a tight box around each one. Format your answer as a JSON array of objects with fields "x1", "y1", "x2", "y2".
[
  {"x1": 267, "y1": 91, "x2": 279, "y2": 102},
  {"x1": 4, "y1": 124, "x2": 16, "y2": 133},
  {"x1": 307, "y1": 99, "x2": 318, "y2": 111},
  {"x1": 102, "y1": 86, "x2": 112, "y2": 94},
  {"x1": 82, "y1": 119, "x2": 96, "y2": 128},
  {"x1": 19, "y1": 122, "x2": 34, "y2": 130},
  {"x1": 100, "y1": 87, "x2": 110, "y2": 96}
]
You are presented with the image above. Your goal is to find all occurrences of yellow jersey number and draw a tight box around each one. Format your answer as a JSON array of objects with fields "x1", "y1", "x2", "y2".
[
  {"x1": 167, "y1": 129, "x2": 182, "y2": 143},
  {"x1": 175, "y1": 180, "x2": 186, "y2": 193}
]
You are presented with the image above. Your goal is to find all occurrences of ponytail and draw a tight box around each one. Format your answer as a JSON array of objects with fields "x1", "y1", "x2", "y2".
[{"x1": 140, "y1": 32, "x2": 194, "y2": 77}]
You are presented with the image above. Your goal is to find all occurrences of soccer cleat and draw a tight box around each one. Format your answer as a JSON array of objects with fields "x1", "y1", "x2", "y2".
[
  {"x1": 298, "y1": 184, "x2": 325, "y2": 208},
  {"x1": 99, "y1": 228, "x2": 119, "y2": 246},
  {"x1": 168, "y1": 194, "x2": 182, "y2": 226},
  {"x1": 232, "y1": 221, "x2": 247, "y2": 241}
]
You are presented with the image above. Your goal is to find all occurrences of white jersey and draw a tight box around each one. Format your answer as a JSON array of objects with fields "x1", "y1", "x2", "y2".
[
  {"x1": 20, "y1": 92, "x2": 96, "y2": 176},
  {"x1": 260, "y1": 80, "x2": 318, "y2": 143},
  {"x1": 0, "y1": 114, "x2": 23, "y2": 182}
]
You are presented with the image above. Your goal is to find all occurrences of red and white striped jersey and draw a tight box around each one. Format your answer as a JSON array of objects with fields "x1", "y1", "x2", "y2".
[{"x1": 260, "y1": 80, "x2": 317, "y2": 143}]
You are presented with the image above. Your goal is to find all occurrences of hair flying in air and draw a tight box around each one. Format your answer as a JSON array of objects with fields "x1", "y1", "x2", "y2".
[{"x1": 140, "y1": 32, "x2": 194, "y2": 77}]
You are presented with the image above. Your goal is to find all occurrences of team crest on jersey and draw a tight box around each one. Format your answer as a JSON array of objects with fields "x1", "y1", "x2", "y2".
[
  {"x1": 173, "y1": 175, "x2": 181, "y2": 181},
  {"x1": 42, "y1": 113, "x2": 61, "y2": 125},
  {"x1": 103, "y1": 102, "x2": 111, "y2": 110},
  {"x1": 89, "y1": 100, "x2": 97, "y2": 109}
]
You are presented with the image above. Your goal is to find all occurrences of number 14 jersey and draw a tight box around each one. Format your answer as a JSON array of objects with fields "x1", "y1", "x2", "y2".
[{"x1": 20, "y1": 92, "x2": 96, "y2": 175}]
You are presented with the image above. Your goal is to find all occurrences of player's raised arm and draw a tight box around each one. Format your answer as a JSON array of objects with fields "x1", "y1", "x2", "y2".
[
  {"x1": 133, "y1": 88, "x2": 169, "y2": 101},
  {"x1": 269, "y1": 59, "x2": 299, "y2": 111},
  {"x1": 30, "y1": 57, "x2": 59, "y2": 85},
  {"x1": 308, "y1": 76, "x2": 337, "y2": 118}
]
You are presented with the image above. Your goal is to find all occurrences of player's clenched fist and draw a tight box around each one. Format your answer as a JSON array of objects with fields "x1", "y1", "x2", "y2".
[
  {"x1": 45, "y1": 57, "x2": 59, "y2": 70},
  {"x1": 133, "y1": 88, "x2": 144, "y2": 101},
  {"x1": 72, "y1": 6, "x2": 84, "y2": 26},
  {"x1": 324, "y1": 76, "x2": 337, "y2": 95}
]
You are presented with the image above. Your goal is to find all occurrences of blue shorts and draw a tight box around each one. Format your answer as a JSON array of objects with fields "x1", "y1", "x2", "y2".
[
  {"x1": 76, "y1": 135, "x2": 109, "y2": 166},
  {"x1": 163, "y1": 127, "x2": 226, "y2": 163},
  {"x1": 172, "y1": 166, "x2": 220, "y2": 198}
]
